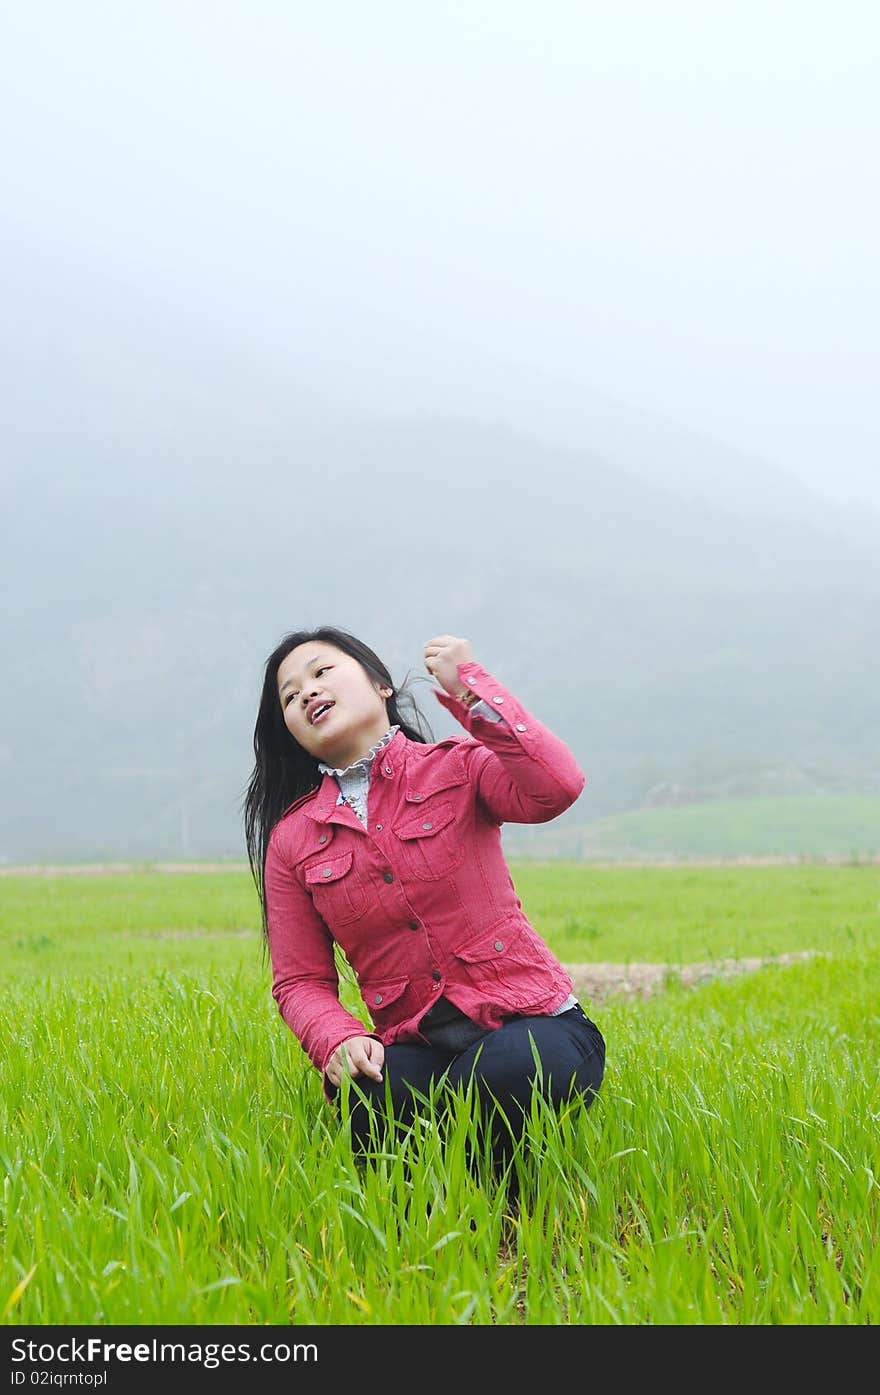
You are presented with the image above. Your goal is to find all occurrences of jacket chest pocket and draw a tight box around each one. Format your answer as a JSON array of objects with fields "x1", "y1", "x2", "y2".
[
  {"x1": 303, "y1": 849, "x2": 366, "y2": 926},
  {"x1": 392, "y1": 800, "x2": 463, "y2": 881}
]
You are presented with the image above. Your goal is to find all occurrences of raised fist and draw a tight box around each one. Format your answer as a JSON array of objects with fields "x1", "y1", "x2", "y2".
[{"x1": 423, "y1": 634, "x2": 474, "y2": 697}]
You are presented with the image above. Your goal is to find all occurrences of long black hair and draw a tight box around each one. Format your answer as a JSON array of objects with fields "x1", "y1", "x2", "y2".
[{"x1": 242, "y1": 626, "x2": 433, "y2": 942}]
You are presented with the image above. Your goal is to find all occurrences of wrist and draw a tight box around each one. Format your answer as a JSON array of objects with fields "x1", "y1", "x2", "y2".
[{"x1": 455, "y1": 687, "x2": 480, "y2": 708}]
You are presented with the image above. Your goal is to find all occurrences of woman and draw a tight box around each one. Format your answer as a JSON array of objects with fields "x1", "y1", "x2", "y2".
[{"x1": 243, "y1": 626, "x2": 605, "y2": 1165}]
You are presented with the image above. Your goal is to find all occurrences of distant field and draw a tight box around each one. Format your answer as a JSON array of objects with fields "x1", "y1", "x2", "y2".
[
  {"x1": 7, "y1": 794, "x2": 879, "y2": 872},
  {"x1": 1, "y1": 860, "x2": 878, "y2": 976},
  {"x1": 505, "y1": 793, "x2": 880, "y2": 862}
]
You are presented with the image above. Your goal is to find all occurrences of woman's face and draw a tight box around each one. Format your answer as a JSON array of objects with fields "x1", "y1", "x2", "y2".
[{"x1": 276, "y1": 641, "x2": 392, "y2": 768}]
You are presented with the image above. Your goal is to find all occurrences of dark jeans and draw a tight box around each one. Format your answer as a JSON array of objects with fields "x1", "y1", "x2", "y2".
[{"x1": 330, "y1": 1004, "x2": 605, "y2": 1171}]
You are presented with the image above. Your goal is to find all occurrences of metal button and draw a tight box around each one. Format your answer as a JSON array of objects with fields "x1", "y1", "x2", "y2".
[
  {"x1": 493, "y1": 940, "x2": 504, "y2": 951},
  {"x1": 515, "y1": 723, "x2": 527, "y2": 731},
  {"x1": 383, "y1": 871, "x2": 394, "y2": 883},
  {"x1": 408, "y1": 919, "x2": 419, "y2": 931},
  {"x1": 318, "y1": 834, "x2": 327, "y2": 844},
  {"x1": 374, "y1": 993, "x2": 383, "y2": 1005},
  {"x1": 422, "y1": 821, "x2": 433, "y2": 830},
  {"x1": 411, "y1": 793, "x2": 422, "y2": 800},
  {"x1": 375, "y1": 824, "x2": 383, "y2": 831},
  {"x1": 323, "y1": 867, "x2": 332, "y2": 877},
  {"x1": 384, "y1": 765, "x2": 392, "y2": 774},
  {"x1": 432, "y1": 970, "x2": 442, "y2": 982},
  {"x1": 492, "y1": 695, "x2": 504, "y2": 704}
]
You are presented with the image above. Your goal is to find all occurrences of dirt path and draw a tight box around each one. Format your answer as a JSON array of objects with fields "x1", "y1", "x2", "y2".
[
  {"x1": 2, "y1": 857, "x2": 876, "y2": 876},
  {"x1": 564, "y1": 950, "x2": 820, "y2": 1003}
]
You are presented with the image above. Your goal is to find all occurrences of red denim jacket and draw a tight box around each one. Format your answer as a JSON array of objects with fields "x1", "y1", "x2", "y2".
[{"x1": 264, "y1": 661, "x2": 586, "y2": 1090}]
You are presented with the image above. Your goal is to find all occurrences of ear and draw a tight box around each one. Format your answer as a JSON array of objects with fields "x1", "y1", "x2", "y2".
[{"x1": 379, "y1": 686, "x2": 393, "y2": 699}]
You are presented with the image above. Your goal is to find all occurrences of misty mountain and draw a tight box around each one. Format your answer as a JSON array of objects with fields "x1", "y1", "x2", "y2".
[{"x1": 5, "y1": 382, "x2": 879, "y2": 862}]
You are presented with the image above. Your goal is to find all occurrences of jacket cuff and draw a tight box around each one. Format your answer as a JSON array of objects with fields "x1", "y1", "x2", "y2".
[{"x1": 433, "y1": 661, "x2": 518, "y2": 725}]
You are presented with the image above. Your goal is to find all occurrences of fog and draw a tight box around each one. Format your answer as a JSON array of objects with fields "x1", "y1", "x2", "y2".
[
  {"x1": 5, "y1": 1, "x2": 878, "y2": 503},
  {"x1": 2, "y1": 3, "x2": 878, "y2": 862}
]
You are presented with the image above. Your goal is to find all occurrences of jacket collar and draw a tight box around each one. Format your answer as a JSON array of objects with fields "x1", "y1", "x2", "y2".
[
  {"x1": 303, "y1": 727, "x2": 409, "y2": 822},
  {"x1": 300, "y1": 728, "x2": 471, "y2": 823},
  {"x1": 316, "y1": 724, "x2": 400, "y2": 777}
]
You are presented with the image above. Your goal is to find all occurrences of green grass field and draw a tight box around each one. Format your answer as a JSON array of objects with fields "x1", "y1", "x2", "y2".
[
  {"x1": 506, "y1": 793, "x2": 880, "y2": 861},
  {"x1": 583, "y1": 794, "x2": 880, "y2": 860},
  {"x1": 1, "y1": 862, "x2": 878, "y2": 1324}
]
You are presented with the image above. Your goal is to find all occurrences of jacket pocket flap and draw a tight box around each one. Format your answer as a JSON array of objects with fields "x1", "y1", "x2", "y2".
[
  {"x1": 393, "y1": 801, "x2": 456, "y2": 841},
  {"x1": 359, "y1": 976, "x2": 409, "y2": 1011},
  {"x1": 453, "y1": 922, "x2": 524, "y2": 965},
  {"x1": 304, "y1": 850, "x2": 354, "y2": 885}
]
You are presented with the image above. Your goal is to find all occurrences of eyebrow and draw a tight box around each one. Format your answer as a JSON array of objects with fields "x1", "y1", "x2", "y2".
[{"x1": 279, "y1": 655, "x2": 328, "y2": 697}]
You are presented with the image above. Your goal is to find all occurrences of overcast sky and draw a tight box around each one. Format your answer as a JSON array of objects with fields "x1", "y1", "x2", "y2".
[{"x1": 3, "y1": 1, "x2": 878, "y2": 508}]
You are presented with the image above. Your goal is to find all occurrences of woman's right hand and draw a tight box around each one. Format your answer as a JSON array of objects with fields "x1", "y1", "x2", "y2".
[{"x1": 325, "y1": 1034, "x2": 385, "y2": 1088}]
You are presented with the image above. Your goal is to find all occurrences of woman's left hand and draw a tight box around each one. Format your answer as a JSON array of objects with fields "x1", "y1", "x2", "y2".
[{"x1": 423, "y1": 634, "x2": 474, "y2": 697}]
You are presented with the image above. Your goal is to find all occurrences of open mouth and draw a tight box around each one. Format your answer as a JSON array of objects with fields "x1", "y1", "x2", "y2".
[{"x1": 309, "y1": 702, "x2": 335, "y2": 726}]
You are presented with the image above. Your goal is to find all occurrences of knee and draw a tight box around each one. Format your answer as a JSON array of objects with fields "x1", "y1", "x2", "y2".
[{"x1": 470, "y1": 1037, "x2": 603, "y2": 1112}]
